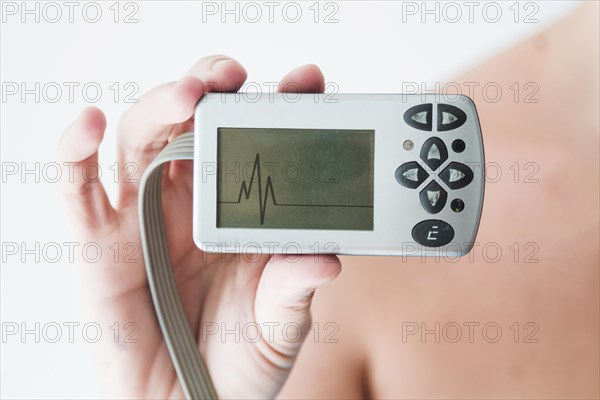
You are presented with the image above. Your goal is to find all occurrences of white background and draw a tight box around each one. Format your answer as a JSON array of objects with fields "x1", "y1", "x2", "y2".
[{"x1": 0, "y1": 1, "x2": 579, "y2": 398}]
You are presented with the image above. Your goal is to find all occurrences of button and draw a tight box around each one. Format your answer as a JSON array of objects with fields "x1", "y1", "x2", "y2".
[
  {"x1": 451, "y1": 139, "x2": 465, "y2": 153},
  {"x1": 395, "y1": 161, "x2": 429, "y2": 189},
  {"x1": 437, "y1": 104, "x2": 467, "y2": 132},
  {"x1": 420, "y1": 137, "x2": 448, "y2": 171},
  {"x1": 451, "y1": 198, "x2": 465, "y2": 213},
  {"x1": 404, "y1": 103, "x2": 433, "y2": 131},
  {"x1": 412, "y1": 220, "x2": 455, "y2": 247},
  {"x1": 439, "y1": 162, "x2": 474, "y2": 190},
  {"x1": 419, "y1": 181, "x2": 447, "y2": 214}
]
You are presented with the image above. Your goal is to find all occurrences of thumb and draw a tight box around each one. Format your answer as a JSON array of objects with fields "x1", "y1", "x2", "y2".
[{"x1": 253, "y1": 254, "x2": 341, "y2": 368}]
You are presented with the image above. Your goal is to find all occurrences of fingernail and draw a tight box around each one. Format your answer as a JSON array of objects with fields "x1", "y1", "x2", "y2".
[{"x1": 212, "y1": 57, "x2": 236, "y2": 71}]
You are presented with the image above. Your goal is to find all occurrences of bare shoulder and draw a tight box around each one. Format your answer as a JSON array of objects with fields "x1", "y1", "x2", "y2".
[{"x1": 281, "y1": 4, "x2": 599, "y2": 399}]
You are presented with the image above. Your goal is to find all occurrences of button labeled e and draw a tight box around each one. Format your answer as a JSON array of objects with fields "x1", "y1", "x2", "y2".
[
  {"x1": 412, "y1": 220, "x2": 455, "y2": 247},
  {"x1": 427, "y1": 226, "x2": 439, "y2": 241}
]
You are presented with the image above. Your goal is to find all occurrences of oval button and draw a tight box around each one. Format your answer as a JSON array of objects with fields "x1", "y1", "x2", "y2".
[
  {"x1": 404, "y1": 103, "x2": 433, "y2": 131},
  {"x1": 437, "y1": 104, "x2": 467, "y2": 131},
  {"x1": 439, "y1": 162, "x2": 474, "y2": 190},
  {"x1": 395, "y1": 161, "x2": 429, "y2": 189},
  {"x1": 420, "y1": 137, "x2": 448, "y2": 171},
  {"x1": 412, "y1": 220, "x2": 455, "y2": 247}
]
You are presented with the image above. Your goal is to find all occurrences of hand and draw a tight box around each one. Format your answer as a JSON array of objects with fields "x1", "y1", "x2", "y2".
[{"x1": 57, "y1": 55, "x2": 341, "y2": 399}]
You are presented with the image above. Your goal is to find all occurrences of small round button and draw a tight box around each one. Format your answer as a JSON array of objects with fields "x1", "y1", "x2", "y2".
[
  {"x1": 451, "y1": 198, "x2": 465, "y2": 213},
  {"x1": 403, "y1": 140, "x2": 414, "y2": 151},
  {"x1": 452, "y1": 139, "x2": 466, "y2": 153}
]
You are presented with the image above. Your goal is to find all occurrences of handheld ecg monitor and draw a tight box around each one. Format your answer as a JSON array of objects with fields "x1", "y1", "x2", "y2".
[
  {"x1": 192, "y1": 93, "x2": 484, "y2": 256},
  {"x1": 139, "y1": 93, "x2": 485, "y2": 398}
]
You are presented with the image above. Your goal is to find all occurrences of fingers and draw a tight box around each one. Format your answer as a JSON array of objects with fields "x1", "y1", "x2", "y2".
[
  {"x1": 278, "y1": 64, "x2": 325, "y2": 93},
  {"x1": 252, "y1": 63, "x2": 333, "y2": 367},
  {"x1": 254, "y1": 255, "x2": 341, "y2": 366},
  {"x1": 57, "y1": 107, "x2": 115, "y2": 231},
  {"x1": 116, "y1": 55, "x2": 247, "y2": 202},
  {"x1": 183, "y1": 55, "x2": 248, "y2": 91}
]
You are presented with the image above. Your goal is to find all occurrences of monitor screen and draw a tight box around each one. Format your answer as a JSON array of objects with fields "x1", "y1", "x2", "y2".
[{"x1": 216, "y1": 127, "x2": 374, "y2": 230}]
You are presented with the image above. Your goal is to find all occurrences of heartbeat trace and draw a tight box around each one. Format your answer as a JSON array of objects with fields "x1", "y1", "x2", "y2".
[{"x1": 217, "y1": 153, "x2": 373, "y2": 225}]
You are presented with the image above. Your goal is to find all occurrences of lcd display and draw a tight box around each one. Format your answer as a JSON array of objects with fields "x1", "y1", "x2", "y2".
[{"x1": 217, "y1": 128, "x2": 374, "y2": 230}]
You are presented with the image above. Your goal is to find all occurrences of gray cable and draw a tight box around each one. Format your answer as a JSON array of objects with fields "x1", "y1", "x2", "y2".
[{"x1": 138, "y1": 132, "x2": 218, "y2": 400}]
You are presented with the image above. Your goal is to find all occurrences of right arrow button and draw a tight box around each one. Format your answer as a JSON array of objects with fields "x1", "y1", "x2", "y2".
[{"x1": 439, "y1": 162, "x2": 474, "y2": 190}]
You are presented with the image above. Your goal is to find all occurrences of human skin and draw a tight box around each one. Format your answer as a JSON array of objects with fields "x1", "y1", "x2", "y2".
[
  {"x1": 58, "y1": 61, "x2": 342, "y2": 399},
  {"x1": 279, "y1": 3, "x2": 599, "y2": 399},
  {"x1": 59, "y1": 3, "x2": 599, "y2": 399}
]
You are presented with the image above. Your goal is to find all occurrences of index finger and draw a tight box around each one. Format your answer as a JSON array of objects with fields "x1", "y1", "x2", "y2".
[{"x1": 116, "y1": 55, "x2": 247, "y2": 202}]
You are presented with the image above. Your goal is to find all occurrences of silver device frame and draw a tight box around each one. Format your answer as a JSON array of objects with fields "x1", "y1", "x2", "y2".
[{"x1": 193, "y1": 93, "x2": 484, "y2": 256}]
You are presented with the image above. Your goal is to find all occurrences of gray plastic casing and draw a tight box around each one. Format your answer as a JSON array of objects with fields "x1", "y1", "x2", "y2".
[{"x1": 193, "y1": 93, "x2": 484, "y2": 256}]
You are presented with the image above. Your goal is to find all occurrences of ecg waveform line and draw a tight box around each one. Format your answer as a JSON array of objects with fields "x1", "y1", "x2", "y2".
[{"x1": 217, "y1": 153, "x2": 373, "y2": 225}]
